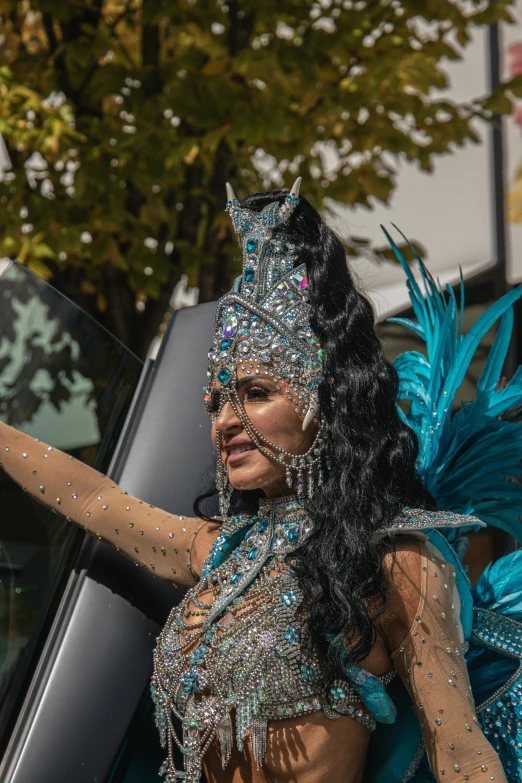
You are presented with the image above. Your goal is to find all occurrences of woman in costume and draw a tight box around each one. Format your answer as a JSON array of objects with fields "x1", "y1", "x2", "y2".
[{"x1": 1, "y1": 180, "x2": 522, "y2": 783}]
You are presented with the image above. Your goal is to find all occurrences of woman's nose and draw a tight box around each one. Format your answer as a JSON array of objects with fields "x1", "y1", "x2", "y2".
[{"x1": 215, "y1": 396, "x2": 242, "y2": 435}]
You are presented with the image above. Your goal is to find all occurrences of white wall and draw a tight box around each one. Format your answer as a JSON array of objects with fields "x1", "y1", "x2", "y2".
[{"x1": 329, "y1": 26, "x2": 495, "y2": 319}]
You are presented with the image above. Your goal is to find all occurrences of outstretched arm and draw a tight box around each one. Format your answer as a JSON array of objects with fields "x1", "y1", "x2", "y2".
[
  {"x1": 378, "y1": 537, "x2": 506, "y2": 783},
  {"x1": 0, "y1": 421, "x2": 219, "y2": 588}
]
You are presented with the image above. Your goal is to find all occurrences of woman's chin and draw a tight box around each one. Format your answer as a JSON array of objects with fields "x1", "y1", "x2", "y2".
[
  {"x1": 226, "y1": 463, "x2": 264, "y2": 491},
  {"x1": 228, "y1": 472, "x2": 262, "y2": 492},
  {"x1": 227, "y1": 468, "x2": 286, "y2": 495},
  {"x1": 224, "y1": 448, "x2": 288, "y2": 493}
]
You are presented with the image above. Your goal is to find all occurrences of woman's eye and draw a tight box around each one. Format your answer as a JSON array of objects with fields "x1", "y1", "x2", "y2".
[{"x1": 245, "y1": 386, "x2": 271, "y2": 401}]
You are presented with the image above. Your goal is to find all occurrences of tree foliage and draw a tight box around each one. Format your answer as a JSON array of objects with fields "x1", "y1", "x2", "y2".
[{"x1": 0, "y1": 0, "x2": 520, "y2": 357}]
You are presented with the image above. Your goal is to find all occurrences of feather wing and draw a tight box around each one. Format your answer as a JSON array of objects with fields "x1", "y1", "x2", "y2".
[{"x1": 385, "y1": 225, "x2": 522, "y2": 542}]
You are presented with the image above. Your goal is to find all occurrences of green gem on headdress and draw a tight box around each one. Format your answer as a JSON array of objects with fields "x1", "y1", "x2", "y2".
[{"x1": 217, "y1": 366, "x2": 233, "y2": 385}]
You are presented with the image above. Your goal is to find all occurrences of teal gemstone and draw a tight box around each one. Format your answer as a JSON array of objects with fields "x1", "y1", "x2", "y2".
[
  {"x1": 282, "y1": 590, "x2": 296, "y2": 607},
  {"x1": 217, "y1": 367, "x2": 232, "y2": 384},
  {"x1": 247, "y1": 548, "x2": 258, "y2": 560},
  {"x1": 189, "y1": 645, "x2": 208, "y2": 664},
  {"x1": 183, "y1": 671, "x2": 197, "y2": 695},
  {"x1": 220, "y1": 338, "x2": 231, "y2": 351},
  {"x1": 230, "y1": 572, "x2": 243, "y2": 584},
  {"x1": 244, "y1": 267, "x2": 255, "y2": 282},
  {"x1": 288, "y1": 528, "x2": 300, "y2": 543},
  {"x1": 300, "y1": 665, "x2": 316, "y2": 682},
  {"x1": 258, "y1": 518, "x2": 268, "y2": 533},
  {"x1": 247, "y1": 238, "x2": 258, "y2": 252},
  {"x1": 284, "y1": 626, "x2": 299, "y2": 645}
]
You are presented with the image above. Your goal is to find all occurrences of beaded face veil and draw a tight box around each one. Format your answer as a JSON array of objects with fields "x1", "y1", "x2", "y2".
[{"x1": 204, "y1": 179, "x2": 324, "y2": 517}]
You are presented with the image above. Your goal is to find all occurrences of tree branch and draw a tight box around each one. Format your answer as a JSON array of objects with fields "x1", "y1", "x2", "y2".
[{"x1": 42, "y1": 13, "x2": 59, "y2": 54}]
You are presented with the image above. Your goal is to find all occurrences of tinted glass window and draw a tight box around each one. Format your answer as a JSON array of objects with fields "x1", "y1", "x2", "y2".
[
  {"x1": 107, "y1": 689, "x2": 191, "y2": 783},
  {"x1": 0, "y1": 261, "x2": 142, "y2": 749}
]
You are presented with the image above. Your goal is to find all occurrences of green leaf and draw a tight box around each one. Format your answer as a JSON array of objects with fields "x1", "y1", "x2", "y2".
[
  {"x1": 506, "y1": 74, "x2": 522, "y2": 99},
  {"x1": 483, "y1": 91, "x2": 513, "y2": 115}
]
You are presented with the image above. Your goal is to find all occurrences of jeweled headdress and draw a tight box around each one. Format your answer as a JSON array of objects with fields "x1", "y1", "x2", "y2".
[{"x1": 205, "y1": 179, "x2": 324, "y2": 515}]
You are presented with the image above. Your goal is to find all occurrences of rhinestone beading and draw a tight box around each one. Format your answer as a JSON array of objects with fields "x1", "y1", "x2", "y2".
[{"x1": 151, "y1": 497, "x2": 383, "y2": 783}]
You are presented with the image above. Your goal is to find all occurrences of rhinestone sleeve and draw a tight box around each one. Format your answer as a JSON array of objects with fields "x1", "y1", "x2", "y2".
[
  {"x1": 387, "y1": 539, "x2": 507, "y2": 782},
  {"x1": 0, "y1": 421, "x2": 214, "y2": 589}
]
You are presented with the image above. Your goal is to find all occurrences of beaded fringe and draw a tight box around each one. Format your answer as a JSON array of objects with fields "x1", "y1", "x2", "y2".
[
  {"x1": 236, "y1": 690, "x2": 261, "y2": 750},
  {"x1": 216, "y1": 708, "x2": 268, "y2": 770},
  {"x1": 217, "y1": 712, "x2": 233, "y2": 768},
  {"x1": 250, "y1": 716, "x2": 268, "y2": 769}
]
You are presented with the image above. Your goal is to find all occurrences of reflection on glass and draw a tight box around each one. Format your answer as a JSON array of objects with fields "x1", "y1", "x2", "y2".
[{"x1": 0, "y1": 262, "x2": 142, "y2": 745}]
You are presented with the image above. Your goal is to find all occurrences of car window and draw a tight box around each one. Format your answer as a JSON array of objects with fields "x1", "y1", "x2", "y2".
[
  {"x1": 0, "y1": 261, "x2": 142, "y2": 750},
  {"x1": 107, "y1": 689, "x2": 194, "y2": 783}
]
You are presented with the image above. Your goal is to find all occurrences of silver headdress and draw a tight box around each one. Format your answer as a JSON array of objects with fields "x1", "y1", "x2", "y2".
[{"x1": 204, "y1": 179, "x2": 324, "y2": 516}]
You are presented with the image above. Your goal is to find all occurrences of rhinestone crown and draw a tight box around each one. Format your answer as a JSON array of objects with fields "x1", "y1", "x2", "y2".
[{"x1": 205, "y1": 182, "x2": 323, "y2": 414}]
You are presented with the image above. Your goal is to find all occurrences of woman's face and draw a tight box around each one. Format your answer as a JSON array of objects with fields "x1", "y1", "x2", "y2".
[{"x1": 210, "y1": 368, "x2": 318, "y2": 498}]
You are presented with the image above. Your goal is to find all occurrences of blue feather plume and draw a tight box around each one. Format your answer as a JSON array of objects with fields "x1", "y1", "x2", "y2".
[
  {"x1": 384, "y1": 225, "x2": 522, "y2": 542},
  {"x1": 472, "y1": 549, "x2": 522, "y2": 617}
]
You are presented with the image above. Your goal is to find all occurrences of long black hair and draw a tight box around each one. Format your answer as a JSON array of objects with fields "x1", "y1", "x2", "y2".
[{"x1": 195, "y1": 190, "x2": 434, "y2": 676}]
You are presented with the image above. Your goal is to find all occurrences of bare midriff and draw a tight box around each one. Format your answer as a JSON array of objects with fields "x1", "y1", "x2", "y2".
[
  {"x1": 203, "y1": 709, "x2": 371, "y2": 783},
  {"x1": 199, "y1": 631, "x2": 393, "y2": 783}
]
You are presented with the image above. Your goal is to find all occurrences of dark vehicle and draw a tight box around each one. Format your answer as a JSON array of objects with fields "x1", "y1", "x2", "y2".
[{"x1": 0, "y1": 261, "x2": 216, "y2": 783}]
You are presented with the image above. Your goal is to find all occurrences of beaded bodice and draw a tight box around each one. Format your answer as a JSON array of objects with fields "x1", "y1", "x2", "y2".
[
  {"x1": 149, "y1": 500, "x2": 500, "y2": 783},
  {"x1": 151, "y1": 498, "x2": 375, "y2": 783}
]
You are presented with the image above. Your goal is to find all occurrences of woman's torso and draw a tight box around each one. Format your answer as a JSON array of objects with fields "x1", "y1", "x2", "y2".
[
  {"x1": 204, "y1": 632, "x2": 393, "y2": 783},
  {"x1": 152, "y1": 508, "x2": 395, "y2": 783},
  {"x1": 203, "y1": 709, "x2": 371, "y2": 783}
]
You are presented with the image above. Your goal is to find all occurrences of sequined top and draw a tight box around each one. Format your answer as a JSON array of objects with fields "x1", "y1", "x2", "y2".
[
  {"x1": 0, "y1": 421, "x2": 507, "y2": 783},
  {"x1": 151, "y1": 497, "x2": 393, "y2": 782}
]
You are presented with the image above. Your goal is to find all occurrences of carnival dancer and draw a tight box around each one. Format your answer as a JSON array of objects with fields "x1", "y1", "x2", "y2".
[{"x1": 1, "y1": 180, "x2": 522, "y2": 783}]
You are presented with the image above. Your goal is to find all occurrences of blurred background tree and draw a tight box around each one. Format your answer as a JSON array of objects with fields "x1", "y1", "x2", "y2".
[{"x1": 0, "y1": 0, "x2": 520, "y2": 358}]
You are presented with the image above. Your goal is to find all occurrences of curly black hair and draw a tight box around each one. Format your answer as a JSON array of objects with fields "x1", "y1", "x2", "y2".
[{"x1": 195, "y1": 190, "x2": 434, "y2": 676}]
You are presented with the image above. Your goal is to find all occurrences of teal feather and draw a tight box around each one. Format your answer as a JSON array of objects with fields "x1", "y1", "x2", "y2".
[
  {"x1": 477, "y1": 309, "x2": 513, "y2": 393},
  {"x1": 472, "y1": 550, "x2": 522, "y2": 616},
  {"x1": 384, "y1": 224, "x2": 522, "y2": 543},
  {"x1": 383, "y1": 227, "x2": 522, "y2": 780}
]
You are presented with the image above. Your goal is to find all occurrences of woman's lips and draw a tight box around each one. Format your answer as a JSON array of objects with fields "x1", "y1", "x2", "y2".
[{"x1": 225, "y1": 443, "x2": 257, "y2": 465}]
